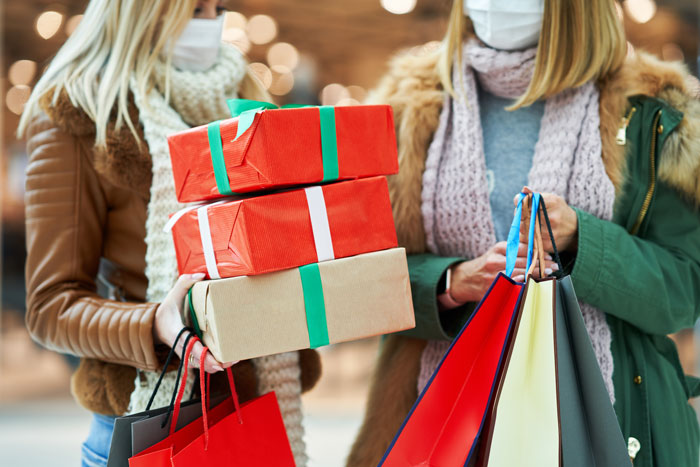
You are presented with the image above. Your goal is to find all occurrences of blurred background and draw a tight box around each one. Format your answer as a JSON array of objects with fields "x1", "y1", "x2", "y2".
[{"x1": 1, "y1": 0, "x2": 699, "y2": 465}]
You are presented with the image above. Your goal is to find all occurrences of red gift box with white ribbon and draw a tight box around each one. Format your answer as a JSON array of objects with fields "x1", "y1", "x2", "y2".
[{"x1": 166, "y1": 176, "x2": 398, "y2": 279}]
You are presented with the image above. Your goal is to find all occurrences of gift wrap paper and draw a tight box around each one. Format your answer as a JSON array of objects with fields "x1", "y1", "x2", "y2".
[
  {"x1": 168, "y1": 104, "x2": 399, "y2": 202},
  {"x1": 187, "y1": 248, "x2": 415, "y2": 363},
  {"x1": 170, "y1": 176, "x2": 398, "y2": 279}
]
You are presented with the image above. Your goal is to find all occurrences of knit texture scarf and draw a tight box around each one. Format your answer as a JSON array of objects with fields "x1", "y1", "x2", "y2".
[
  {"x1": 417, "y1": 40, "x2": 617, "y2": 402},
  {"x1": 126, "y1": 45, "x2": 308, "y2": 465}
]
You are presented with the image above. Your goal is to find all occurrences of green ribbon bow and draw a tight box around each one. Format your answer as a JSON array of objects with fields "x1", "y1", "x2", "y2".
[
  {"x1": 205, "y1": 99, "x2": 340, "y2": 194},
  {"x1": 186, "y1": 264, "x2": 331, "y2": 350}
]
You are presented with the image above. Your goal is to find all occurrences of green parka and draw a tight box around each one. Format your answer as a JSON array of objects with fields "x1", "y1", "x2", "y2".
[{"x1": 348, "y1": 49, "x2": 700, "y2": 467}]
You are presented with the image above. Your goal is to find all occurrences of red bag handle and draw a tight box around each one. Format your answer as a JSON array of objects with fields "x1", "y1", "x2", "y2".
[
  {"x1": 170, "y1": 335, "x2": 199, "y2": 436},
  {"x1": 197, "y1": 346, "x2": 244, "y2": 450}
]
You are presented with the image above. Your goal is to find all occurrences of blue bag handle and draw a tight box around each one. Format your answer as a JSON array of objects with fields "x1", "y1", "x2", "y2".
[{"x1": 505, "y1": 192, "x2": 541, "y2": 277}]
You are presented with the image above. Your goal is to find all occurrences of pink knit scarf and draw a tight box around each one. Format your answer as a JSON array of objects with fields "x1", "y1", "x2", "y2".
[{"x1": 418, "y1": 40, "x2": 617, "y2": 401}]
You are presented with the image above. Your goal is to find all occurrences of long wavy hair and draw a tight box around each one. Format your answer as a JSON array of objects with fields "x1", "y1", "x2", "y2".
[
  {"x1": 18, "y1": 0, "x2": 198, "y2": 146},
  {"x1": 438, "y1": 0, "x2": 627, "y2": 109}
]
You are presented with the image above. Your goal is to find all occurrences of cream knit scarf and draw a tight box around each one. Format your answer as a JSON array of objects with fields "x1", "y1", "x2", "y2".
[
  {"x1": 126, "y1": 45, "x2": 308, "y2": 465},
  {"x1": 418, "y1": 40, "x2": 617, "y2": 402}
]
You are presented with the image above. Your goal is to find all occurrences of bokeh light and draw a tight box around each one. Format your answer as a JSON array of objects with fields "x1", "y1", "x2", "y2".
[
  {"x1": 661, "y1": 43, "x2": 684, "y2": 61},
  {"x1": 8, "y1": 60, "x2": 37, "y2": 86},
  {"x1": 336, "y1": 98, "x2": 361, "y2": 106},
  {"x1": 224, "y1": 11, "x2": 247, "y2": 30},
  {"x1": 246, "y1": 15, "x2": 278, "y2": 45},
  {"x1": 65, "y1": 14, "x2": 82, "y2": 36},
  {"x1": 269, "y1": 68, "x2": 294, "y2": 96},
  {"x1": 346, "y1": 85, "x2": 367, "y2": 103},
  {"x1": 267, "y1": 43, "x2": 300, "y2": 71},
  {"x1": 222, "y1": 27, "x2": 251, "y2": 54},
  {"x1": 320, "y1": 83, "x2": 350, "y2": 106},
  {"x1": 35, "y1": 11, "x2": 63, "y2": 39},
  {"x1": 248, "y1": 62, "x2": 273, "y2": 90},
  {"x1": 6, "y1": 85, "x2": 32, "y2": 115},
  {"x1": 624, "y1": 0, "x2": 657, "y2": 24},
  {"x1": 380, "y1": 0, "x2": 417, "y2": 15}
]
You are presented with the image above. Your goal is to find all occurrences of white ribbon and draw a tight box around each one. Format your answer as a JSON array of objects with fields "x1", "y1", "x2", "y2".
[
  {"x1": 304, "y1": 186, "x2": 335, "y2": 262},
  {"x1": 197, "y1": 205, "x2": 221, "y2": 279},
  {"x1": 163, "y1": 201, "x2": 226, "y2": 279}
]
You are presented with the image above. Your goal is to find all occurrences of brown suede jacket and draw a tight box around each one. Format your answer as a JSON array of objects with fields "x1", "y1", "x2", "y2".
[{"x1": 24, "y1": 72, "x2": 321, "y2": 416}]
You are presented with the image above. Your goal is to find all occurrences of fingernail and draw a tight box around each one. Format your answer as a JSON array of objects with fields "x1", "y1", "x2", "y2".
[
  {"x1": 515, "y1": 275, "x2": 524, "y2": 282},
  {"x1": 545, "y1": 268, "x2": 553, "y2": 275},
  {"x1": 545, "y1": 254, "x2": 552, "y2": 260},
  {"x1": 552, "y1": 264, "x2": 559, "y2": 271},
  {"x1": 191, "y1": 273, "x2": 206, "y2": 280},
  {"x1": 213, "y1": 365, "x2": 224, "y2": 372}
]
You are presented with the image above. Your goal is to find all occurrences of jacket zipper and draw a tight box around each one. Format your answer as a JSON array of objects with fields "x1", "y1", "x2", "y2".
[
  {"x1": 616, "y1": 106, "x2": 638, "y2": 145},
  {"x1": 630, "y1": 110, "x2": 663, "y2": 235}
]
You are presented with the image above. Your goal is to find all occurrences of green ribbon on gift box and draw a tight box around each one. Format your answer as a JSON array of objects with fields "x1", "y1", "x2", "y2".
[
  {"x1": 204, "y1": 99, "x2": 340, "y2": 193},
  {"x1": 187, "y1": 288, "x2": 203, "y2": 338},
  {"x1": 299, "y1": 263, "x2": 331, "y2": 348},
  {"x1": 185, "y1": 265, "x2": 331, "y2": 350}
]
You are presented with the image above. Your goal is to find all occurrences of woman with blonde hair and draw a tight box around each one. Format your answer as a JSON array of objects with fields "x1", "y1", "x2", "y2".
[
  {"x1": 348, "y1": 1, "x2": 700, "y2": 465},
  {"x1": 19, "y1": 1, "x2": 319, "y2": 465}
]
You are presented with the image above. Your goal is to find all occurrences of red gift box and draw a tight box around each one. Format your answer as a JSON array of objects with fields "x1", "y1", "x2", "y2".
[
  {"x1": 167, "y1": 104, "x2": 399, "y2": 202},
  {"x1": 167, "y1": 176, "x2": 398, "y2": 279}
]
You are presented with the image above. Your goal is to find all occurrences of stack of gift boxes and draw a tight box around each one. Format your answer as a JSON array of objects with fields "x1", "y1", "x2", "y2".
[{"x1": 164, "y1": 99, "x2": 415, "y2": 363}]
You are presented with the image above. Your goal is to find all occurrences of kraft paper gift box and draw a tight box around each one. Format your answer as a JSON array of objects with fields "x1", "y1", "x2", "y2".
[
  {"x1": 167, "y1": 101, "x2": 399, "y2": 203},
  {"x1": 186, "y1": 248, "x2": 415, "y2": 363},
  {"x1": 167, "y1": 176, "x2": 398, "y2": 279}
]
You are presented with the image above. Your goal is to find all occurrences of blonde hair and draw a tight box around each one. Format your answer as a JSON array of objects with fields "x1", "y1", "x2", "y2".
[
  {"x1": 18, "y1": 0, "x2": 197, "y2": 146},
  {"x1": 439, "y1": 0, "x2": 627, "y2": 109}
]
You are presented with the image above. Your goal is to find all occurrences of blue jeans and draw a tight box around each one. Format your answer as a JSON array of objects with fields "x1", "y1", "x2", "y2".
[{"x1": 81, "y1": 413, "x2": 116, "y2": 467}]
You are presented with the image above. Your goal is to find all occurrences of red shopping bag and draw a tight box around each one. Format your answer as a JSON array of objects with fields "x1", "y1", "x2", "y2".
[
  {"x1": 379, "y1": 274, "x2": 524, "y2": 466},
  {"x1": 380, "y1": 194, "x2": 548, "y2": 466},
  {"x1": 129, "y1": 337, "x2": 295, "y2": 466}
]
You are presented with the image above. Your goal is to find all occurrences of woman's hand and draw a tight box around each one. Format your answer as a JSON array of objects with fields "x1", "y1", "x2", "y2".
[
  {"x1": 516, "y1": 188, "x2": 579, "y2": 253},
  {"x1": 448, "y1": 241, "x2": 558, "y2": 303},
  {"x1": 153, "y1": 273, "x2": 235, "y2": 373}
]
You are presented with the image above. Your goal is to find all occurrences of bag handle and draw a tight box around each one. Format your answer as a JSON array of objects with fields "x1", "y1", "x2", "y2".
[
  {"x1": 145, "y1": 326, "x2": 192, "y2": 411},
  {"x1": 538, "y1": 198, "x2": 564, "y2": 274},
  {"x1": 505, "y1": 192, "x2": 541, "y2": 277},
  {"x1": 197, "y1": 347, "x2": 243, "y2": 450},
  {"x1": 528, "y1": 195, "x2": 546, "y2": 279},
  {"x1": 170, "y1": 335, "x2": 199, "y2": 436}
]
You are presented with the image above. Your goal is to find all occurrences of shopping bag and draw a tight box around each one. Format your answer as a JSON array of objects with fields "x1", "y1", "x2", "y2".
[
  {"x1": 379, "y1": 194, "x2": 542, "y2": 466},
  {"x1": 482, "y1": 195, "x2": 630, "y2": 466},
  {"x1": 108, "y1": 329, "x2": 202, "y2": 467},
  {"x1": 556, "y1": 276, "x2": 631, "y2": 466},
  {"x1": 479, "y1": 193, "x2": 561, "y2": 467},
  {"x1": 130, "y1": 393, "x2": 226, "y2": 456},
  {"x1": 535, "y1": 199, "x2": 630, "y2": 466},
  {"x1": 129, "y1": 336, "x2": 295, "y2": 467}
]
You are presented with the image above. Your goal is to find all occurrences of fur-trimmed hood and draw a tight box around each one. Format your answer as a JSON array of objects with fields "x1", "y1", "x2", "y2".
[{"x1": 368, "y1": 47, "x2": 700, "y2": 253}]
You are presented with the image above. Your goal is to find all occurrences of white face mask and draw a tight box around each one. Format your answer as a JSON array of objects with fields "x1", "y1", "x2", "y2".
[
  {"x1": 170, "y1": 14, "x2": 225, "y2": 72},
  {"x1": 464, "y1": 0, "x2": 544, "y2": 51}
]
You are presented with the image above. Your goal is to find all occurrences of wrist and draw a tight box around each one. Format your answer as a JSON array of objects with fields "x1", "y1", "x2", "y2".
[{"x1": 438, "y1": 264, "x2": 468, "y2": 309}]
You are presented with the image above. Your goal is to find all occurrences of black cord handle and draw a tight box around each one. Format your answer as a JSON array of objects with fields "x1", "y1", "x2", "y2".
[
  {"x1": 145, "y1": 327, "x2": 192, "y2": 411},
  {"x1": 538, "y1": 198, "x2": 564, "y2": 275},
  {"x1": 161, "y1": 332, "x2": 197, "y2": 429}
]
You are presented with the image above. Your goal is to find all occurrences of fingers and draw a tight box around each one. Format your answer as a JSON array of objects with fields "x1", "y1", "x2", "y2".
[
  {"x1": 492, "y1": 241, "x2": 508, "y2": 254},
  {"x1": 170, "y1": 273, "x2": 206, "y2": 302},
  {"x1": 186, "y1": 340, "x2": 225, "y2": 373}
]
